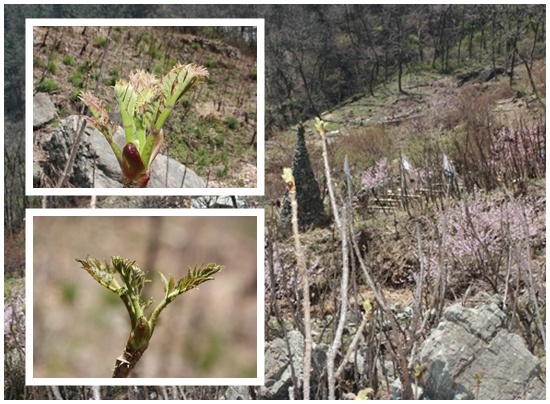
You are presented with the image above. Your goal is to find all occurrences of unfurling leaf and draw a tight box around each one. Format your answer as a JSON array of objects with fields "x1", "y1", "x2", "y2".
[
  {"x1": 159, "y1": 272, "x2": 176, "y2": 296},
  {"x1": 314, "y1": 117, "x2": 326, "y2": 135},
  {"x1": 363, "y1": 298, "x2": 372, "y2": 314},
  {"x1": 160, "y1": 272, "x2": 169, "y2": 294},
  {"x1": 172, "y1": 263, "x2": 223, "y2": 298},
  {"x1": 77, "y1": 255, "x2": 222, "y2": 378},
  {"x1": 168, "y1": 274, "x2": 175, "y2": 294},
  {"x1": 76, "y1": 256, "x2": 119, "y2": 292}
]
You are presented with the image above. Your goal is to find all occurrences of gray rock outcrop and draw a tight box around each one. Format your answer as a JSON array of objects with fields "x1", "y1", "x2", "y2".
[
  {"x1": 33, "y1": 93, "x2": 57, "y2": 129},
  {"x1": 417, "y1": 295, "x2": 545, "y2": 400},
  {"x1": 45, "y1": 115, "x2": 206, "y2": 188},
  {"x1": 260, "y1": 330, "x2": 305, "y2": 400}
]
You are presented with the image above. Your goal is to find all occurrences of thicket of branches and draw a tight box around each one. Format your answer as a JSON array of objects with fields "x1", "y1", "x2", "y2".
[{"x1": 265, "y1": 114, "x2": 545, "y2": 398}]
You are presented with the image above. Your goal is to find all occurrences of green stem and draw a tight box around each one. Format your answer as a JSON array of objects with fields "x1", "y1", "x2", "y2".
[{"x1": 148, "y1": 297, "x2": 171, "y2": 335}]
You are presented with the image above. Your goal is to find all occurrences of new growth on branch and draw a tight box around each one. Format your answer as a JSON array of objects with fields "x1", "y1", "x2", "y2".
[
  {"x1": 76, "y1": 255, "x2": 222, "y2": 378},
  {"x1": 80, "y1": 63, "x2": 209, "y2": 188}
]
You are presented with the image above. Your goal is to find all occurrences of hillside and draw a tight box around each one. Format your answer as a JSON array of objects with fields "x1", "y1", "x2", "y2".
[
  {"x1": 265, "y1": 61, "x2": 545, "y2": 200},
  {"x1": 32, "y1": 25, "x2": 258, "y2": 188},
  {"x1": 263, "y1": 54, "x2": 546, "y2": 399}
]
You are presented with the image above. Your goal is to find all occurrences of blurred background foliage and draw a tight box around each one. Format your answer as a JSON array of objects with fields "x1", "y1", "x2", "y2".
[{"x1": 32, "y1": 215, "x2": 258, "y2": 379}]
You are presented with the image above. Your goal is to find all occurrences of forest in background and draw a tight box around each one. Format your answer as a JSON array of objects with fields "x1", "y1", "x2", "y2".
[
  {"x1": 4, "y1": 4, "x2": 546, "y2": 232},
  {"x1": 4, "y1": 5, "x2": 546, "y2": 398}
]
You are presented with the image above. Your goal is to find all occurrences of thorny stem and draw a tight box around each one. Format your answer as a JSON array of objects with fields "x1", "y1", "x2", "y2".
[
  {"x1": 290, "y1": 187, "x2": 312, "y2": 400},
  {"x1": 315, "y1": 119, "x2": 350, "y2": 400},
  {"x1": 282, "y1": 168, "x2": 312, "y2": 399}
]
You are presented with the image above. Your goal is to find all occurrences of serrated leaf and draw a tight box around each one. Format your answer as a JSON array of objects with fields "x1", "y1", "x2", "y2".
[
  {"x1": 76, "y1": 257, "x2": 118, "y2": 292},
  {"x1": 175, "y1": 263, "x2": 223, "y2": 296},
  {"x1": 159, "y1": 272, "x2": 169, "y2": 294}
]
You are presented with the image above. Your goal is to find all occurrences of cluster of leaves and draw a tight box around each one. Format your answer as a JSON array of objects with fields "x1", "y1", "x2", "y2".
[
  {"x1": 160, "y1": 263, "x2": 224, "y2": 304},
  {"x1": 80, "y1": 63, "x2": 208, "y2": 187},
  {"x1": 76, "y1": 256, "x2": 223, "y2": 331},
  {"x1": 76, "y1": 255, "x2": 222, "y2": 377},
  {"x1": 77, "y1": 256, "x2": 153, "y2": 328}
]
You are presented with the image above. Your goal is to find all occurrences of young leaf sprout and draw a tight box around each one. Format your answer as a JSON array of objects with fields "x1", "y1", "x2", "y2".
[{"x1": 76, "y1": 255, "x2": 222, "y2": 377}]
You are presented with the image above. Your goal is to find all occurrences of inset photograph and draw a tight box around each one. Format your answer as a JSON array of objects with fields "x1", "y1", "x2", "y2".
[
  {"x1": 27, "y1": 209, "x2": 263, "y2": 385},
  {"x1": 27, "y1": 19, "x2": 264, "y2": 195}
]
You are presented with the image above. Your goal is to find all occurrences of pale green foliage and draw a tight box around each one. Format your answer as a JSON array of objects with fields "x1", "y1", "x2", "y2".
[
  {"x1": 76, "y1": 255, "x2": 222, "y2": 347},
  {"x1": 161, "y1": 263, "x2": 224, "y2": 303},
  {"x1": 314, "y1": 117, "x2": 327, "y2": 135},
  {"x1": 79, "y1": 63, "x2": 209, "y2": 187}
]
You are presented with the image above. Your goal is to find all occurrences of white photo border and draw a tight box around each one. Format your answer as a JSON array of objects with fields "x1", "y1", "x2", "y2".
[{"x1": 26, "y1": 208, "x2": 265, "y2": 386}]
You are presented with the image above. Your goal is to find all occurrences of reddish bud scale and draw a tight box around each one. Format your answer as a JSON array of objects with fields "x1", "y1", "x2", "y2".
[{"x1": 122, "y1": 142, "x2": 146, "y2": 181}]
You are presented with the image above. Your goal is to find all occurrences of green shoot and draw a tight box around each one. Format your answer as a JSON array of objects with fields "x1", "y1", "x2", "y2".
[{"x1": 76, "y1": 255, "x2": 222, "y2": 377}]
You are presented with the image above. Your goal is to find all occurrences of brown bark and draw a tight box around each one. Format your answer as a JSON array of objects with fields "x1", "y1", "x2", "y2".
[{"x1": 112, "y1": 342, "x2": 149, "y2": 378}]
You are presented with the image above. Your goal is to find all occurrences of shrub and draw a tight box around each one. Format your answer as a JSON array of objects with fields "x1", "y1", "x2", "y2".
[
  {"x1": 226, "y1": 116, "x2": 240, "y2": 130},
  {"x1": 361, "y1": 158, "x2": 390, "y2": 191},
  {"x1": 424, "y1": 190, "x2": 545, "y2": 292},
  {"x1": 69, "y1": 71, "x2": 84, "y2": 87},
  {"x1": 489, "y1": 121, "x2": 546, "y2": 185},
  {"x1": 95, "y1": 36, "x2": 107, "y2": 47},
  {"x1": 47, "y1": 61, "x2": 58, "y2": 74},
  {"x1": 337, "y1": 125, "x2": 396, "y2": 169},
  {"x1": 38, "y1": 78, "x2": 60, "y2": 93},
  {"x1": 62, "y1": 55, "x2": 75, "y2": 66}
]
